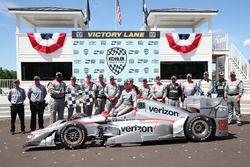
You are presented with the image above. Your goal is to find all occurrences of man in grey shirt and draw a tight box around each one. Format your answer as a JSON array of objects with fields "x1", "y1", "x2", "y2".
[
  {"x1": 138, "y1": 78, "x2": 151, "y2": 99},
  {"x1": 151, "y1": 76, "x2": 166, "y2": 103},
  {"x1": 48, "y1": 72, "x2": 66, "y2": 123},
  {"x1": 181, "y1": 73, "x2": 196, "y2": 106},
  {"x1": 95, "y1": 74, "x2": 106, "y2": 115},
  {"x1": 65, "y1": 76, "x2": 81, "y2": 120},
  {"x1": 8, "y1": 79, "x2": 26, "y2": 135},
  {"x1": 224, "y1": 71, "x2": 244, "y2": 126},
  {"x1": 27, "y1": 76, "x2": 47, "y2": 131},
  {"x1": 104, "y1": 76, "x2": 120, "y2": 113}
]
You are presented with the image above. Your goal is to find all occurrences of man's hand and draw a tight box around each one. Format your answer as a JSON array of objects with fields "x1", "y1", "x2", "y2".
[
  {"x1": 237, "y1": 96, "x2": 241, "y2": 103},
  {"x1": 224, "y1": 96, "x2": 227, "y2": 101},
  {"x1": 131, "y1": 107, "x2": 136, "y2": 115}
]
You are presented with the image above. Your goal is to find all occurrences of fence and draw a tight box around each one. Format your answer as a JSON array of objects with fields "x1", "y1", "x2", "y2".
[{"x1": 0, "y1": 79, "x2": 15, "y2": 95}]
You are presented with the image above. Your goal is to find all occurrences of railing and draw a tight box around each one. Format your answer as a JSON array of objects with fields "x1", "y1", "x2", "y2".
[
  {"x1": 228, "y1": 43, "x2": 250, "y2": 81},
  {"x1": 212, "y1": 33, "x2": 229, "y2": 51},
  {"x1": 0, "y1": 79, "x2": 15, "y2": 95}
]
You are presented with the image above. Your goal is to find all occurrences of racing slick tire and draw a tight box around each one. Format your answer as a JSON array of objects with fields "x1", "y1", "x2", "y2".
[
  {"x1": 185, "y1": 114, "x2": 215, "y2": 142},
  {"x1": 60, "y1": 122, "x2": 87, "y2": 149},
  {"x1": 69, "y1": 113, "x2": 88, "y2": 121}
]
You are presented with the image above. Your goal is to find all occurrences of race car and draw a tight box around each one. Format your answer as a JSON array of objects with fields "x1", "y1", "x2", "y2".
[{"x1": 24, "y1": 96, "x2": 228, "y2": 150}]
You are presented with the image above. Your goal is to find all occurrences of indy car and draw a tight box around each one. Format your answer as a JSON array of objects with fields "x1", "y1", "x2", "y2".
[{"x1": 24, "y1": 96, "x2": 228, "y2": 150}]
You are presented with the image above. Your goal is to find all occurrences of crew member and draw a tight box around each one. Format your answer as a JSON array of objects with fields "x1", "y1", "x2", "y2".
[
  {"x1": 129, "y1": 78, "x2": 139, "y2": 95},
  {"x1": 196, "y1": 71, "x2": 215, "y2": 97},
  {"x1": 8, "y1": 79, "x2": 26, "y2": 135},
  {"x1": 138, "y1": 78, "x2": 151, "y2": 99},
  {"x1": 48, "y1": 72, "x2": 66, "y2": 123},
  {"x1": 27, "y1": 76, "x2": 47, "y2": 131},
  {"x1": 81, "y1": 74, "x2": 97, "y2": 116},
  {"x1": 95, "y1": 74, "x2": 106, "y2": 115},
  {"x1": 151, "y1": 76, "x2": 166, "y2": 103},
  {"x1": 65, "y1": 76, "x2": 81, "y2": 120},
  {"x1": 110, "y1": 80, "x2": 137, "y2": 117},
  {"x1": 215, "y1": 71, "x2": 227, "y2": 97},
  {"x1": 166, "y1": 75, "x2": 182, "y2": 107},
  {"x1": 104, "y1": 76, "x2": 120, "y2": 113},
  {"x1": 181, "y1": 73, "x2": 196, "y2": 106},
  {"x1": 224, "y1": 71, "x2": 244, "y2": 126}
]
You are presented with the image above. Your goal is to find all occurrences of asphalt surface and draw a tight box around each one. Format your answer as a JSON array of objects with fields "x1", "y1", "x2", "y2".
[{"x1": 0, "y1": 116, "x2": 250, "y2": 167}]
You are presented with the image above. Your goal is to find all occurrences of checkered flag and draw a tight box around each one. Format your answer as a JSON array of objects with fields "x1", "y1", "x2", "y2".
[
  {"x1": 65, "y1": 90, "x2": 83, "y2": 108},
  {"x1": 84, "y1": 91, "x2": 94, "y2": 105},
  {"x1": 106, "y1": 47, "x2": 127, "y2": 75}
]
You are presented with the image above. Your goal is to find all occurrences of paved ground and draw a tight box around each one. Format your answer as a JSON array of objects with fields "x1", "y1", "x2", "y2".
[{"x1": 0, "y1": 116, "x2": 250, "y2": 167}]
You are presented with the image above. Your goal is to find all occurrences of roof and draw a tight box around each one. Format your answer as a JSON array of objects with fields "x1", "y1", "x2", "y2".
[
  {"x1": 147, "y1": 8, "x2": 218, "y2": 29},
  {"x1": 8, "y1": 7, "x2": 87, "y2": 29}
]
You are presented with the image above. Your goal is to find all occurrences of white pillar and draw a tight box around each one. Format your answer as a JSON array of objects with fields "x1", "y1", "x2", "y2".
[
  {"x1": 225, "y1": 55, "x2": 229, "y2": 80},
  {"x1": 74, "y1": 17, "x2": 78, "y2": 30},
  {"x1": 192, "y1": 27, "x2": 195, "y2": 33},
  {"x1": 153, "y1": 15, "x2": 158, "y2": 31},
  {"x1": 16, "y1": 15, "x2": 20, "y2": 33},
  {"x1": 208, "y1": 19, "x2": 212, "y2": 34}
]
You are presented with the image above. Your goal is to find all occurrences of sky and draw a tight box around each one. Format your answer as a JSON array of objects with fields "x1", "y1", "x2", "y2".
[{"x1": 0, "y1": 0, "x2": 250, "y2": 70}]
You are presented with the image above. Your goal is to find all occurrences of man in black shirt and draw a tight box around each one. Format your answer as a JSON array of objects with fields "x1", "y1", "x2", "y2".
[{"x1": 215, "y1": 71, "x2": 227, "y2": 97}]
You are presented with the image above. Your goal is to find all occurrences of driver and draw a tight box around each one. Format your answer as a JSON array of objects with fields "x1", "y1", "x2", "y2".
[{"x1": 110, "y1": 80, "x2": 137, "y2": 117}]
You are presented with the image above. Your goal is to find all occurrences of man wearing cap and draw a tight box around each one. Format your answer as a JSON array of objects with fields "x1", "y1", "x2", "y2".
[
  {"x1": 151, "y1": 76, "x2": 166, "y2": 103},
  {"x1": 110, "y1": 80, "x2": 137, "y2": 117},
  {"x1": 65, "y1": 76, "x2": 81, "y2": 120},
  {"x1": 104, "y1": 76, "x2": 120, "y2": 113},
  {"x1": 94, "y1": 74, "x2": 106, "y2": 115},
  {"x1": 27, "y1": 76, "x2": 47, "y2": 131},
  {"x1": 8, "y1": 79, "x2": 26, "y2": 135},
  {"x1": 181, "y1": 73, "x2": 197, "y2": 106},
  {"x1": 196, "y1": 71, "x2": 215, "y2": 97},
  {"x1": 215, "y1": 72, "x2": 227, "y2": 98},
  {"x1": 138, "y1": 78, "x2": 151, "y2": 99},
  {"x1": 166, "y1": 75, "x2": 182, "y2": 107},
  {"x1": 48, "y1": 72, "x2": 66, "y2": 123},
  {"x1": 129, "y1": 78, "x2": 139, "y2": 95},
  {"x1": 224, "y1": 71, "x2": 244, "y2": 126},
  {"x1": 81, "y1": 74, "x2": 97, "y2": 116}
]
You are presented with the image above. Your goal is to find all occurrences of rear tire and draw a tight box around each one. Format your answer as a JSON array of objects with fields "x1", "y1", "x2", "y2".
[
  {"x1": 60, "y1": 123, "x2": 87, "y2": 149},
  {"x1": 185, "y1": 114, "x2": 215, "y2": 142}
]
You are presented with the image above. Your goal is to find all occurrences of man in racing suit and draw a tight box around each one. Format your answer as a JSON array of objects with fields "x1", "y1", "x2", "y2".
[
  {"x1": 94, "y1": 74, "x2": 106, "y2": 115},
  {"x1": 166, "y1": 75, "x2": 182, "y2": 107},
  {"x1": 224, "y1": 71, "x2": 244, "y2": 126},
  {"x1": 110, "y1": 80, "x2": 137, "y2": 117},
  {"x1": 104, "y1": 76, "x2": 120, "y2": 113},
  {"x1": 129, "y1": 78, "x2": 139, "y2": 95},
  {"x1": 138, "y1": 78, "x2": 151, "y2": 99},
  {"x1": 151, "y1": 76, "x2": 166, "y2": 103},
  {"x1": 81, "y1": 74, "x2": 97, "y2": 116},
  {"x1": 181, "y1": 73, "x2": 196, "y2": 107},
  {"x1": 196, "y1": 71, "x2": 215, "y2": 97},
  {"x1": 215, "y1": 71, "x2": 227, "y2": 97}
]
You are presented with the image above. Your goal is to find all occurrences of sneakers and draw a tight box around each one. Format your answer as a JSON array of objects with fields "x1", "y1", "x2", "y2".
[
  {"x1": 237, "y1": 122, "x2": 242, "y2": 126},
  {"x1": 21, "y1": 131, "x2": 25, "y2": 134},
  {"x1": 10, "y1": 131, "x2": 15, "y2": 135}
]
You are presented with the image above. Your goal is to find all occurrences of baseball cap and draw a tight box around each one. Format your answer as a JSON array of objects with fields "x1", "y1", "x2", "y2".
[
  {"x1": 123, "y1": 79, "x2": 129, "y2": 84},
  {"x1": 230, "y1": 71, "x2": 236, "y2": 76},
  {"x1": 155, "y1": 75, "x2": 160, "y2": 80},
  {"x1": 109, "y1": 75, "x2": 114, "y2": 79},
  {"x1": 70, "y1": 76, "x2": 76, "y2": 80},
  {"x1": 142, "y1": 78, "x2": 147, "y2": 82},
  {"x1": 218, "y1": 71, "x2": 224, "y2": 76},
  {"x1": 86, "y1": 74, "x2": 91, "y2": 78},
  {"x1": 203, "y1": 71, "x2": 209, "y2": 75},
  {"x1": 33, "y1": 76, "x2": 40, "y2": 80},
  {"x1": 186, "y1": 73, "x2": 192, "y2": 78},
  {"x1": 56, "y1": 72, "x2": 62, "y2": 76},
  {"x1": 99, "y1": 74, "x2": 104, "y2": 78},
  {"x1": 13, "y1": 79, "x2": 20, "y2": 83},
  {"x1": 171, "y1": 75, "x2": 177, "y2": 80}
]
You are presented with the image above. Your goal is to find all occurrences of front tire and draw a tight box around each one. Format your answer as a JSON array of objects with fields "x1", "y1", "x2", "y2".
[
  {"x1": 185, "y1": 114, "x2": 215, "y2": 142},
  {"x1": 60, "y1": 123, "x2": 87, "y2": 149}
]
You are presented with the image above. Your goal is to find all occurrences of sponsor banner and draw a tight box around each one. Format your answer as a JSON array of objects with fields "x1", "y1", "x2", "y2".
[{"x1": 72, "y1": 31, "x2": 160, "y2": 85}]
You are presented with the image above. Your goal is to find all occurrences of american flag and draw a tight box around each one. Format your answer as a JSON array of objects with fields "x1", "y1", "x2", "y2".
[{"x1": 116, "y1": 0, "x2": 122, "y2": 25}]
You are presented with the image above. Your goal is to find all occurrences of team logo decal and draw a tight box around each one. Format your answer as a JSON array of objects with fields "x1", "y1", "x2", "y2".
[
  {"x1": 83, "y1": 49, "x2": 89, "y2": 55},
  {"x1": 106, "y1": 47, "x2": 127, "y2": 75},
  {"x1": 144, "y1": 49, "x2": 149, "y2": 55}
]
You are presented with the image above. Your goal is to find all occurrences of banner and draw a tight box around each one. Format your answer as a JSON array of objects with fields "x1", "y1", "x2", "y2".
[{"x1": 72, "y1": 31, "x2": 160, "y2": 85}]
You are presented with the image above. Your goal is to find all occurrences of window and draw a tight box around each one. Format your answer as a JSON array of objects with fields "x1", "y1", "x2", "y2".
[
  {"x1": 160, "y1": 61, "x2": 208, "y2": 79},
  {"x1": 21, "y1": 62, "x2": 72, "y2": 81}
]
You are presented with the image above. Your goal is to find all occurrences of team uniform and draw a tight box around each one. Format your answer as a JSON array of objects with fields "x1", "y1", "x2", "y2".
[
  {"x1": 65, "y1": 83, "x2": 81, "y2": 120},
  {"x1": 104, "y1": 83, "x2": 120, "y2": 112},
  {"x1": 8, "y1": 87, "x2": 26, "y2": 133},
  {"x1": 27, "y1": 84, "x2": 47, "y2": 131},
  {"x1": 196, "y1": 79, "x2": 215, "y2": 97},
  {"x1": 138, "y1": 85, "x2": 151, "y2": 99},
  {"x1": 181, "y1": 81, "x2": 196, "y2": 105},
  {"x1": 81, "y1": 81, "x2": 97, "y2": 116},
  {"x1": 111, "y1": 89, "x2": 137, "y2": 117},
  {"x1": 215, "y1": 78, "x2": 227, "y2": 97},
  {"x1": 151, "y1": 83, "x2": 166, "y2": 103},
  {"x1": 166, "y1": 83, "x2": 182, "y2": 107},
  {"x1": 95, "y1": 81, "x2": 106, "y2": 115},
  {"x1": 48, "y1": 80, "x2": 66, "y2": 123},
  {"x1": 224, "y1": 79, "x2": 244, "y2": 124}
]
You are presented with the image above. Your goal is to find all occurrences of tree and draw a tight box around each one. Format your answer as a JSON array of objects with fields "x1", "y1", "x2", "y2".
[{"x1": 0, "y1": 67, "x2": 17, "y2": 79}]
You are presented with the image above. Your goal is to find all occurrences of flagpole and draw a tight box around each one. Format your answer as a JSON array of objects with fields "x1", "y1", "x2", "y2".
[{"x1": 115, "y1": 0, "x2": 117, "y2": 31}]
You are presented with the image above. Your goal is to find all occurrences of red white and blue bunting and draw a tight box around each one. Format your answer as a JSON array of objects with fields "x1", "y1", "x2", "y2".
[
  {"x1": 27, "y1": 33, "x2": 66, "y2": 54},
  {"x1": 166, "y1": 33, "x2": 202, "y2": 54}
]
